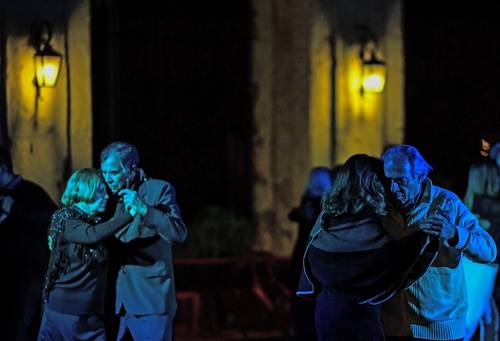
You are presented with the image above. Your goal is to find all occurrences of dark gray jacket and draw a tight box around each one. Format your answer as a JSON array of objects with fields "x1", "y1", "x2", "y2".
[{"x1": 114, "y1": 177, "x2": 187, "y2": 315}]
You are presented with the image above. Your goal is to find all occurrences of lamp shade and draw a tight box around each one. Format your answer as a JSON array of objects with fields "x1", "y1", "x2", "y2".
[
  {"x1": 34, "y1": 46, "x2": 62, "y2": 88},
  {"x1": 361, "y1": 54, "x2": 386, "y2": 94}
]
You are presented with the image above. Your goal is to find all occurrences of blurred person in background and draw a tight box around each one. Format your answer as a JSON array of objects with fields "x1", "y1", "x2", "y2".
[
  {"x1": 1, "y1": 145, "x2": 57, "y2": 341},
  {"x1": 288, "y1": 166, "x2": 335, "y2": 340},
  {"x1": 464, "y1": 141, "x2": 500, "y2": 340}
]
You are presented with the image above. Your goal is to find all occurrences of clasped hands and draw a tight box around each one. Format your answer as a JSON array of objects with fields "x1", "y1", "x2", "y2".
[
  {"x1": 418, "y1": 210, "x2": 458, "y2": 245},
  {"x1": 119, "y1": 189, "x2": 148, "y2": 217}
]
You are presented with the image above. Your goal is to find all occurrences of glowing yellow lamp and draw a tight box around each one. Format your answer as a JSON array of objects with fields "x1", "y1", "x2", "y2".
[
  {"x1": 361, "y1": 54, "x2": 386, "y2": 94},
  {"x1": 34, "y1": 46, "x2": 62, "y2": 88}
]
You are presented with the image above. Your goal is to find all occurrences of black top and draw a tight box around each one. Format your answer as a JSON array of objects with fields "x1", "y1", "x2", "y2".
[
  {"x1": 43, "y1": 206, "x2": 132, "y2": 315},
  {"x1": 298, "y1": 209, "x2": 438, "y2": 304},
  {"x1": 309, "y1": 231, "x2": 432, "y2": 302}
]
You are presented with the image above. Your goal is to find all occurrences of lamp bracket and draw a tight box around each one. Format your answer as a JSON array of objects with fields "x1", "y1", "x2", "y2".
[{"x1": 29, "y1": 21, "x2": 54, "y2": 52}]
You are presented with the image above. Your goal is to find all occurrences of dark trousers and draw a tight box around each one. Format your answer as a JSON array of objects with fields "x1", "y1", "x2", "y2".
[
  {"x1": 315, "y1": 290, "x2": 384, "y2": 341},
  {"x1": 385, "y1": 337, "x2": 464, "y2": 341},
  {"x1": 117, "y1": 311, "x2": 174, "y2": 341},
  {"x1": 16, "y1": 280, "x2": 43, "y2": 341},
  {"x1": 292, "y1": 297, "x2": 317, "y2": 341},
  {"x1": 37, "y1": 308, "x2": 106, "y2": 341}
]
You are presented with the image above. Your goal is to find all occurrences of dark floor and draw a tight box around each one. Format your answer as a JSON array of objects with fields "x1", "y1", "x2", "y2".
[
  {"x1": 176, "y1": 331, "x2": 292, "y2": 341},
  {"x1": 173, "y1": 253, "x2": 294, "y2": 340}
]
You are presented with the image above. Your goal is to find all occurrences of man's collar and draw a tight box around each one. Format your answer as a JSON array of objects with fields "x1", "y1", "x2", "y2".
[
  {"x1": 418, "y1": 177, "x2": 433, "y2": 206},
  {"x1": 129, "y1": 168, "x2": 146, "y2": 190}
]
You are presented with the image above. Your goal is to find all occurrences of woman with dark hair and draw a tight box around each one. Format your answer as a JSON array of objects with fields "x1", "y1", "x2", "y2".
[
  {"x1": 298, "y1": 154, "x2": 437, "y2": 341},
  {"x1": 37, "y1": 169, "x2": 135, "y2": 341}
]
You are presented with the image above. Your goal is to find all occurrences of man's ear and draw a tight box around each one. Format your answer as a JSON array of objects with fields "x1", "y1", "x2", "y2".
[
  {"x1": 124, "y1": 163, "x2": 137, "y2": 188},
  {"x1": 128, "y1": 164, "x2": 137, "y2": 177}
]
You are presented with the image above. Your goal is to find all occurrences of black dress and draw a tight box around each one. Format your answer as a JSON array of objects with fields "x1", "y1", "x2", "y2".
[{"x1": 315, "y1": 290, "x2": 384, "y2": 341}]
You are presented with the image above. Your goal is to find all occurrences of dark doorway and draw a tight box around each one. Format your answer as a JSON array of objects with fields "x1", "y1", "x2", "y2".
[
  {"x1": 91, "y1": 1, "x2": 252, "y2": 221},
  {"x1": 0, "y1": 1, "x2": 7, "y2": 146},
  {"x1": 403, "y1": 2, "x2": 500, "y2": 197}
]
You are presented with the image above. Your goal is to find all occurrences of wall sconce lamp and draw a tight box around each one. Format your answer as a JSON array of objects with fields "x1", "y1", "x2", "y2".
[
  {"x1": 359, "y1": 43, "x2": 386, "y2": 95},
  {"x1": 31, "y1": 22, "x2": 62, "y2": 88}
]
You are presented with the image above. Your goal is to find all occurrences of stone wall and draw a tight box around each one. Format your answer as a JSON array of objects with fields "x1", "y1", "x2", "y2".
[
  {"x1": 4, "y1": 0, "x2": 92, "y2": 203},
  {"x1": 251, "y1": 0, "x2": 404, "y2": 255}
]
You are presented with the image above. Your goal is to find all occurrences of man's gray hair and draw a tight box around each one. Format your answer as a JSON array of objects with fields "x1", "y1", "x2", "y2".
[
  {"x1": 382, "y1": 144, "x2": 433, "y2": 178},
  {"x1": 100, "y1": 142, "x2": 139, "y2": 169}
]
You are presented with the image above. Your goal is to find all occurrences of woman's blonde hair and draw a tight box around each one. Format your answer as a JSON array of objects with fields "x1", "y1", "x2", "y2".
[
  {"x1": 322, "y1": 154, "x2": 386, "y2": 216},
  {"x1": 61, "y1": 168, "x2": 104, "y2": 206}
]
